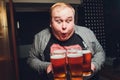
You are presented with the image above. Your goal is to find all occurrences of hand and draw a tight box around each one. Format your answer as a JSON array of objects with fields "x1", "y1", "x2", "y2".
[
  {"x1": 47, "y1": 64, "x2": 52, "y2": 74},
  {"x1": 91, "y1": 63, "x2": 96, "y2": 72}
]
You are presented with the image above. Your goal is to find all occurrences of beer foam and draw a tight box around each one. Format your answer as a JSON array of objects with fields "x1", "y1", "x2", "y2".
[
  {"x1": 77, "y1": 50, "x2": 82, "y2": 54},
  {"x1": 67, "y1": 53, "x2": 82, "y2": 57},
  {"x1": 53, "y1": 50, "x2": 66, "y2": 53},
  {"x1": 67, "y1": 49, "x2": 78, "y2": 53},
  {"x1": 82, "y1": 50, "x2": 91, "y2": 54},
  {"x1": 51, "y1": 55, "x2": 65, "y2": 59}
]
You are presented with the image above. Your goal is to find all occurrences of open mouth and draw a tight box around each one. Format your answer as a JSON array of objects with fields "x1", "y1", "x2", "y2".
[{"x1": 61, "y1": 33, "x2": 67, "y2": 38}]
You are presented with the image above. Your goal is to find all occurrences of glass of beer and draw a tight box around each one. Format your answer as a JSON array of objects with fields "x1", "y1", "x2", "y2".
[
  {"x1": 67, "y1": 49, "x2": 83, "y2": 80},
  {"x1": 50, "y1": 50, "x2": 67, "y2": 80},
  {"x1": 82, "y1": 49, "x2": 92, "y2": 76}
]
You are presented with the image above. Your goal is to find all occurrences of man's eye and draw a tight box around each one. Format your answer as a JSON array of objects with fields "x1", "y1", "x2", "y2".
[
  {"x1": 66, "y1": 19, "x2": 72, "y2": 23},
  {"x1": 56, "y1": 20, "x2": 62, "y2": 24}
]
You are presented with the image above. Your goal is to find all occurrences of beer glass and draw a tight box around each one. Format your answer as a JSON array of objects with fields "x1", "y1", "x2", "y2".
[
  {"x1": 82, "y1": 49, "x2": 92, "y2": 76},
  {"x1": 67, "y1": 49, "x2": 83, "y2": 80},
  {"x1": 50, "y1": 50, "x2": 67, "y2": 80}
]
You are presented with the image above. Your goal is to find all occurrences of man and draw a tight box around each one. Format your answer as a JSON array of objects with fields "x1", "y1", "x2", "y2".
[{"x1": 27, "y1": 2, "x2": 105, "y2": 80}]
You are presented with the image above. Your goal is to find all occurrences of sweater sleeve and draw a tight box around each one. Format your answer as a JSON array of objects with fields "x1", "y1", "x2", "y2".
[
  {"x1": 27, "y1": 29, "x2": 51, "y2": 74},
  {"x1": 87, "y1": 28, "x2": 105, "y2": 72},
  {"x1": 75, "y1": 25, "x2": 105, "y2": 72}
]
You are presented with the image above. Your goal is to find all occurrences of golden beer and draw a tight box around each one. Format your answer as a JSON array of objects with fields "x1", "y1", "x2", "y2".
[
  {"x1": 51, "y1": 50, "x2": 66, "y2": 80},
  {"x1": 82, "y1": 50, "x2": 92, "y2": 76},
  {"x1": 67, "y1": 50, "x2": 83, "y2": 80}
]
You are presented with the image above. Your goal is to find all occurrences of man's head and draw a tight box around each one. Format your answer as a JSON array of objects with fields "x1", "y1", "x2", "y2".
[{"x1": 50, "y1": 2, "x2": 75, "y2": 41}]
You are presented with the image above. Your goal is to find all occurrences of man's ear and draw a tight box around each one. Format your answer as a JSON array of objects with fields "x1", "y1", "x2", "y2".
[{"x1": 50, "y1": 24, "x2": 51, "y2": 27}]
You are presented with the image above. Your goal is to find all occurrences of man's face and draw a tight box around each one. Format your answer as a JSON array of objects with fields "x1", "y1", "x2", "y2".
[{"x1": 51, "y1": 7, "x2": 75, "y2": 41}]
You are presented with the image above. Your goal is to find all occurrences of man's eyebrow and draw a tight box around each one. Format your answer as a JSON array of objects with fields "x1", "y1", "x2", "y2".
[
  {"x1": 67, "y1": 16, "x2": 72, "y2": 19},
  {"x1": 54, "y1": 16, "x2": 60, "y2": 19},
  {"x1": 54, "y1": 16, "x2": 73, "y2": 19}
]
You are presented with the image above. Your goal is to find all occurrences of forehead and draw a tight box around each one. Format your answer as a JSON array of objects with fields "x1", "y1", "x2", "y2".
[{"x1": 51, "y1": 6, "x2": 74, "y2": 17}]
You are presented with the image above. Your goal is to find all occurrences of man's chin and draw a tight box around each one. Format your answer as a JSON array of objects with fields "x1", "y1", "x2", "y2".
[{"x1": 59, "y1": 37, "x2": 69, "y2": 41}]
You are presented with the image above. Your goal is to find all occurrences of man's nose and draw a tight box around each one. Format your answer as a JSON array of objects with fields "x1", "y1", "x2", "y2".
[{"x1": 62, "y1": 22, "x2": 67, "y2": 30}]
